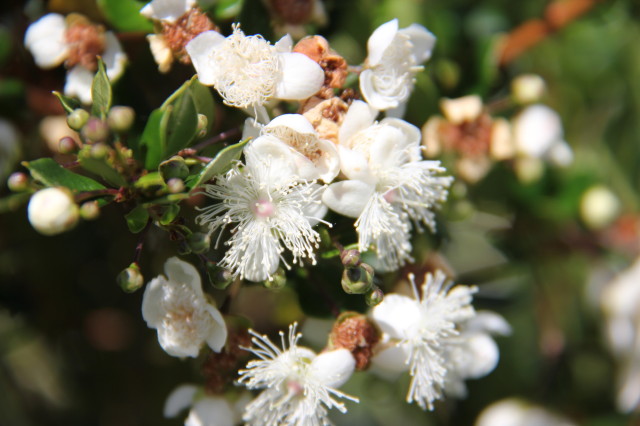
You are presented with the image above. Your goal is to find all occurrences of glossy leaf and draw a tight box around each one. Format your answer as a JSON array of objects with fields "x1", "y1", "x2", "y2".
[
  {"x1": 187, "y1": 138, "x2": 250, "y2": 189},
  {"x1": 97, "y1": 0, "x2": 153, "y2": 32},
  {"x1": 77, "y1": 146, "x2": 127, "y2": 188},
  {"x1": 23, "y1": 158, "x2": 106, "y2": 192},
  {"x1": 53, "y1": 91, "x2": 81, "y2": 114},
  {"x1": 165, "y1": 91, "x2": 198, "y2": 156},
  {"x1": 140, "y1": 108, "x2": 170, "y2": 170},
  {"x1": 91, "y1": 58, "x2": 112, "y2": 119},
  {"x1": 125, "y1": 204, "x2": 149, "y2": 233}
]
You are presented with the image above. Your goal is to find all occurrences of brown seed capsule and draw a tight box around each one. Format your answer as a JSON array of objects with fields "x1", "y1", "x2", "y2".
[{"x1": 329, "y1": 312, "x2": 380, "y2": 370}]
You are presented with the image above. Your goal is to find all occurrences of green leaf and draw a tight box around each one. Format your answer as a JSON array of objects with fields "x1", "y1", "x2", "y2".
[
  {"x1": 125, "y1": 205, "x2": 149, "y2": 233},
  {"x1": 238, "y1": 0, "x2": 273, "y2": 41},
  {"x1": 53, "y1": 91, "x2": 81, "y2": 114},
  {"x1": 24, "y1": 158, "x2": 106, "y2": 192},
  {"x1": 158, "y1": 203, "x2": 180, "y2": 225},
  {"x1": 77, "y1": 146, "x2": 128, "y2": 188},
  {"x1": 0, "y1": 193, "x2": 31, "y2": 214},
  {"x1": 134, "y1": 171, "x2": 167, "y2": 191},
  {"x1": 140, "y1": 108, "x2": 170, "y2": 169},
  {"x1": 214, "y1": 0, "x2": 243, "y2": 20},
  {"x1": 188, "y1": 80, "x2": 215, "y2": 135},
  {"x1": 188, "y1": 138, "x2": 250, "y2": 190},
  {"x1": 97, "y1": 0, "x2": 154, "y2": 32},
  {"x1": 165, "y1": 89, "x2": 198, "y2": 156},
  {"x1": 91, "y1": 58, "x2": 112, "y2": 119}
]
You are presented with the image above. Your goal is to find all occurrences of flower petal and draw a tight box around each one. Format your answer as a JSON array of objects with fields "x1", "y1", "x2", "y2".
[
  {"x1": 274, "y1": 52, "x2": 324, "y2": 101},
  {"x1": 203, "y1": 304, "x2": 228, "y2": 352},
  {"x1": 103, "y1": 32, "x2": 128, "y2": 82},
  {"x1": 322, "y1": 180, "x2": 374, "y2": 218},
  {"x1": 458, "y1": 333, "x2": 499, "y2": 379},
  {"x1": 163, "y1": 384, "x2": 198, "y2": 418},
  {"x1": 24, "y1": 13, "x2": 68, "y2": 69},
  {"x1": 141, "y1": 276, "x2": 167, "y2": 327},
  {"x1": 359, "y1": 69, "x2": 399, "y2": 111},
  {"x1": 64, "y1": 66, "x2": 95, "y2": 105},
  {"x1": 338, "y1": 100, "x2": 378, "y2": 146},
  {"x1": 371, "y1": 293, "x2": 421, "y2": 339},
  {"x1": 186, "y1": 31, "x2": 226, "y2": 86},
  {"x1": 140, "y1": 0, "x2": 196, "y2": 23},
  {"x1": 309, "y1": 348, "x2": 356, "y2": 388},
  {"x1": 165, "y1": 256, "x2": 203, "y2": 298},
  {"x1": 367, "y1": 19, "x2": 398, "y2": 66},
  {"x1": 186, "y1": 396, "x2": 235, "y2": 426},
  {"x1": 370, "y1": 342, "x2": 411, "y2": 374},
  {"x1": 338, "y1": 145, "x2": 372, "y2": 182},
  {"x1": 399, "y1": 24, "x2": 436, "y2": 64}
]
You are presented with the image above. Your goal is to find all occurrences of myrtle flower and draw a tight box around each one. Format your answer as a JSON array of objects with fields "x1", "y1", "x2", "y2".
[
  {"x1": 322, "y1": 100, "x2": 452, "y2": 271},
  {"x1": 163, "y1": 384, "x2": 248, "y2": 426},
  {"x1": 370, "y1": 270, "x2": 477, "y2": 410},
  {"x1": 140, "y1": 0, "x2": 196, "y2": 23},
  {"x1": 186, "y1": 24, "x2": 324, "y2": 121},
  {"x1": 360, "y1": 19, "x2": 436, "y2": 114},
  {"x1": 142, "y1": 257, "x2": 227, "y2": 358},
  {"x1": 28, "y1": 187, "x2": 80, "y2": 236},
  {"x1": 24, "y1": 13, "x2": 127, "y2": 104},
  {"x1": 196, "y1": 137, "x2": 327, "y2": 282},
  {"x1": 238, "y1": 323, "x2": 358, "y2": 426}
]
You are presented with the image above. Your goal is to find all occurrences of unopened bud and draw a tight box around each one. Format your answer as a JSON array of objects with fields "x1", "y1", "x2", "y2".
[
  {"x1": 159, "y1": 155, "x2": 189, "y2": 181},
  {"x1": 58, "y1": 136, "x2": 79, "y2": 154},
  {"x1": 196, "y1": 114, "x2": 208, "y2": 137},
  {"x1": 341, "y1": 263, "x2": 374, "y2": 294},
  {"x1": 166, "y1": 178, "x2": 185, "y2": 194},
  {"x1": 7, "y1": 172, "x2": 29, "y2": 192},
  {"x1": 329, "y1": 312, "x2": 380, "y2": 370},
  {"x1": 90, "y1": 142, "x2": 109, "y2": 159},
  {"x1": 580, "y1": 185, "x2": 620, "y2": 230},
  {"x1": 340, "y1": 249, "x2": 360, "y2": 268},
  {"x1": 80, "y1": 200, "x2": 100, "y2": 220},
  {"x1": 27, "y1": 187, "x2": 80, "y2": 236},
  {"x1": 187, "y1": 231, "x2": 210, "y2": 254},
  {"x1": 107, "y1": 106, "x2": 135, "y2": 133},
  {"x1": 264, "y1": 268, "x2": 287, "y2": 289},
  {"x1": 81, "y1": 117, "x2": 109, "y2": 143},
  {"x1": 365, "y1": 286, "x2": 384, "y2": 307},
  {"x1": 511, "y1": 74, "x2": 546, "y2": 105},
  {"x1": 67, "y1": 108, "x2": 89, "y2": 131},
  {"x1": 207, "y1": 264, "x2": 234, "y2": 290},
  {"x1": 118, "y1": 262, "x2": 144, "y2": 293}
]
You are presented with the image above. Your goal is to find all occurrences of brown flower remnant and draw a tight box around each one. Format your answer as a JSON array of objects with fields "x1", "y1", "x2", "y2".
[
  {"x1": 300, "y1": 96, "x2": 350, "y2": 144},
  {"x1": 161, "y1": 8, "x2": 217, "y2": 65},
  {"x1": 294, "y1": 36, "x2": 348, "y2": 99},
  {"x1": 329, "y1": 312, "x2": 379, "y2": 370},
  {"x1": 64, "y1": 14, "x2": 106, "y2": 72},
  {"x1": 202, "y1": 328, "x2": 251, "y2": 394}
]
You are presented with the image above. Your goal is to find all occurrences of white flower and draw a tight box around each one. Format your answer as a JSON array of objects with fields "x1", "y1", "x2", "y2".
[
  {"x1": 28, "y1": 187, "x2": 80, "y2": 236},
  {"x1": 163, "y1": 384, "x2": 247, "y2": 426},
  {"x1": 370, "y1": 271, "x2": 477, "y2": 410},
  {"x1": 512, "y1": 104, "x2": 572, "y2": 167},
  {"x1": 262, "y1": 114, "x2": 340, "y2": 183},
  {"x1": 140, "y1": 0, "x2": 196, "y2": 23},
  {"x1": 196, "y1": 137, "x2": 327, "y2": 282},
  {"x1": 360, "y1": 19, "x2": 436, "y2": 113},
  {"x1": 24, "y1": 13, "x2": 127, "y2": 104},
  {"x1": 186, "y1": 25, "x2": 324, "y2": 116},
  {"x1": 238, "y1": 323, "x2": 358, "y2": 426},
  {"x1": 322, "y1": 100, "x2": 452, "y2": 271},
  {"x1": 141, "y1": 257, "x2": 227, "y2": 358},
  {"x1": 475, "y1": 398, "x2": 576, "y2": 426}
]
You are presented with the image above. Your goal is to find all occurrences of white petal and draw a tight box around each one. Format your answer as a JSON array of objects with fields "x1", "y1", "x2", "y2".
[
  {"x1": 274, "y1": 52, "x2": 324, "y2": 101},
  {"x1": 399, "y1": 24, "x2": 436, "y2": 64},
  {"x1": 384, "y1": 101, "x2": 408, "y2": 119},
  {"x1": 309, "y1": 348, "x2": 356, "y2": 388},
  {"x1": 163, "y1": 384, "x2": 198, "y2": 418},
  {"x1": 370, "y1": 343, "x2": 411, "y2": 373},
  {"x1": 380, "y1": 118, "x2": 422, "y2": 157},
  {"x1": 359, "y1": 69, "x2": 399, "y2": 111},
  {"x1": 140, "y1": 0, "x2": 196, "y2": 23},
  {"x1": 158, "y1": 328, "x2": 200, "y2": 358},
  {"x1": 242, "y1": 117, "x2": 263, "y2": 140},
  {"x1": 367, "y1": 19, "x2": 398, "y2": 66},
  {"x1": 186, "y1": 397, "x2": 235, "y2": 426},
  {"x1": 141, "y1": 276, "x2": 167, "y2": 327},
  {"x1": 371, "y1": 293, "x2": 421, "y2": 339},
  {"x1": 302, "y1": 184, "x2": 329, "y2": 227},
  {"x1": 244, "y1": 136, "x2": 298, "y2": 181},
  {"x1": 274, "y1": 33, "x2": 293, "y2": 53},
  {"x1": 186, "y1": 31, "x2": 226, "y2": 86},
  {"x1": 547, "y1": 139, "x2": 573, "y2": 166},
  {"x1": 64, "y1": 66, "x2": 94, "y2": 104},
  {"x1": 338, "y1": 100, "x2": 378, "y2": 146},
  {"x1": 338, "y1": 145, "x2": 372, "y2": 182},
  {"x1": 165, "y1": 256, "x2": 204, "y2": 298},
  {"x1": 265, "y1": 113, "x2": 317, "y2": 136},
  {"x1": 468, "y1": 311, "x2": 512, "y2": 336},
  {"x1": 203, "y1": 304, "x2": 227, "y2": 352},
  {"x1": 315, "y1": 138, "x2": 341, "y2": 183},
  {"x1": 459, "y1": 334, "x2": 499, "y2": 379},
  {"x1": 322, "y1": 180, "x2": 374, "y2": 218},
  {"x1": 24, "y1": 13, "x2": 68, "y2": 69},
  {"x1": 513, "y1": 104, "x2": 563, "y2": 158},
  {"x1": 103, "y1": 32, "x2": 127, "y2": 82}
]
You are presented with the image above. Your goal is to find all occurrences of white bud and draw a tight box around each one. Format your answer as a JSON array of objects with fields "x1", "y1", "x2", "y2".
[
  {"x1": 440, "y1": 95, "x2": 483, "y2": 125},
  {"x1": 28, "y1": 187, "x2": 80, "y2": 235},
  {"x1": 580, "y1": 185, "x2": 620, "y2": 230},
  {"x1": 511, "y1": 74, "x2": 546, "y2": 105}
]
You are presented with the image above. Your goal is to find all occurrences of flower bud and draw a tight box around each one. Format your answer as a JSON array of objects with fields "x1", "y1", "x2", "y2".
[
  {"x1": 207, "y1": 264, "x2": 234, "y2": 290},
  {"x1": 187, "y1": 231, "x2": 210, "y2": 254},
  {"x1": 511, "y1": 74, "x2": 546, "y2": 105},
  {"x1": 81, "y1": 117, "x2": 110, "y2": 143},
  {"x1": 117, "y1": 262, "x2": 144, "y2": 293},
  {"x1": 365, "y1": 285, "x2": 384, "y2": 307},
  {"x1": 328, "y1": 312, "x2": 380, "y2": 370},
  {"x1": 340, "y1": 249, "x2": 361, "y2": 268},
  {"x1": 580, "y1": 185, "x2": 620, "y2": 230},
  {"x1": 28, "y1": 187, "x2": 80, "y2": 236},
  {"x1": 264, "y1": 268, "x2": 287, "y2": 289},
  {"x1": 166, "y1": 178, "x2": 185, "y2": 194},
  {"x1": 67, "y1": 108, "x2": 89, "y2": 131},
  {"x1": 7, "y1": 172, "x2": 29, "y2": 192},
  {"x1": 58, "y1": 136, "x2": 79, "y2": 154},
  {"x1": 196, "y1": 114, "x2": 208, "y2": 137},
  {"x1": 80, "y1": 200, "x2": 100, "y2": 220},
  {"x1": 90, "y1": 142, "x2": 110, "y2": 159},
  {"x1": 341, "y1": 263, "x2": 374, "y2": 294},
  {"x1": 159, "y1": 155, "x2": 189, "y2": 181},
  {"x1": 107, "y1": 106, "x2": 135, "y2": 133}
]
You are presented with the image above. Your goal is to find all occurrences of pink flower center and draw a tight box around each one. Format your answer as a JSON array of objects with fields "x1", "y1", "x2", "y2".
[{"x1": 252, "y1": 199, "x2": 275, "y2": 218}]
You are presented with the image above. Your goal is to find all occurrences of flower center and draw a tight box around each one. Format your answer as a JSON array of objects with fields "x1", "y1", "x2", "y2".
[
  {"x1": 251, "y1": 198, "x2": 275, "y2": 218},
  {"x1": 65, "y1": 19, "x2": 106, "y2": 71},
  {"x1": 161, "y1": 8, "x2": 217, "y2": 64}
]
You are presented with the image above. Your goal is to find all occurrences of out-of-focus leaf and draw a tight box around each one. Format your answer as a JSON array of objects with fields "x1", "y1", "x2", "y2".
[
  {"x1": 53, "y1": 91, "x2": 81, "y2": 115},
  {"x1": 23, "y1": 158, "x2": 106, "y2": 192},
  {"x1": 91, "y1": 59, "x2": 112, "y2": 119},
  {"x1": 0, "y1": 193, "x2": 31, "y2": 214},
  {"x1": 214, "y1": 0, "x2": 243, "y2": 19},
  {"x1": 158, "y1": 203, "x2": 180, "y2": 225},
  {"x1": 187, "y1": 138, "x2": 250, "y2": 190},
  {"x1": 125, "y1": 204, "x2": 149, "y2": 233},
  {"x1": 134, "y1": 171, "x2": 167, "y2": 191},
  {"x1": 77, "y1": 146, "x2": 127, "y2": 188},
  {"x1": 97, "y1": 0, "x2": 153, "y2": 32},
  {"x1": 140, "y1": 108, "x2": 170, "y2": 170}
]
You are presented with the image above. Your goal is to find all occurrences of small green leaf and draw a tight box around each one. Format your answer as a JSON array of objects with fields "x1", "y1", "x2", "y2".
[
  {"x1": 214, "y1": 0, "x2": 243, "y2": 19},
  {"x1": 53, "y1": 91, "x2": 81, "y2": 114},
  {"x1": 91, "y1": 58, "x2": 112, "y2": 119},
  {"x1": 189, "y1": 80, "x2": 215, "y2": 135},
  {"x1": 125, "y1": 205, "x2": 149, "y2": 233},
  {"x1": 158, "y1": 203, "x2": 180, "y2": 225},
  {"x1": 188, "y1": 138, "x2": 250, "y2": 190},
  {"x1": 134, "y1": 171, "x2": 167, "y2": 192},
  {"x1": 97, "y1": 0, "x2": 154, "y2": 32},
  {"x1": 143, "y1": 192, "x2": 191, "y2": 205},
  {"x1": 24, "y1": 158, "x2": 106, "y2": 192},
  {"x1": 166, "y1": 89, "x2": 198, "y2": 155},
  {"x1": 77, "y1": 146, "x2": 128, "y2": 188},
  {"x1": 140, "y1": 108, "x2": 170, "y2": 169}
]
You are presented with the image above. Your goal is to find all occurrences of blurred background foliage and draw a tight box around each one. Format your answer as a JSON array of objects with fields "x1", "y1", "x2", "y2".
[{"x1": 1, "y1": 0, "x2": 639, "y2": 425}]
